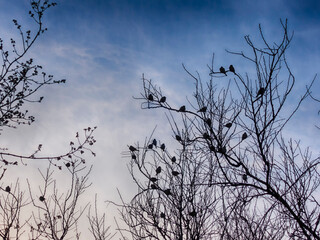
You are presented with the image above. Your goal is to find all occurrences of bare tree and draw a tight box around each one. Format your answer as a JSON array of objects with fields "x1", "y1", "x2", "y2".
[{"x1": 121, "y1": 20, "x2": 320, "y2": 239}]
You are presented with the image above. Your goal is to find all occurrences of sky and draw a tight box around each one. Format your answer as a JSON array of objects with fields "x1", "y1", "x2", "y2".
[{"x1": 0, "y1": 0, "x2": 320, "y2": 237}]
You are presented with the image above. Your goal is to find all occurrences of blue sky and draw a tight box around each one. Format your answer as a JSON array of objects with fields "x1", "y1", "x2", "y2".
[{"x1": 0, "y1": 0, "x2": 320, "y2": 236}]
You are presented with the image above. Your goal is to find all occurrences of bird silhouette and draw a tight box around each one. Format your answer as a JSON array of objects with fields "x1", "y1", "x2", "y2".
[
  {"x1": 256, "y1": 87, "x2": 265, "y2": 97},
  {"x1": 203, "y1": 132, "x2": 210, "y2": 139},
  {"x1": 229, "y1": 65, "x2": 235, "y2": 73},
  {"x1": 172, "y1": 171, "x2": 179, "y2": 176},
  {"x1": 242, "y1": 132, "x2": 248, "y2": 140},
  {"x1": 152, "y1": 139, "x2": 157, "y2": 147},
  {"x1": 129, "y1": 145, "x2": 137, "y2": 152},
  {"x1": 189, "y1": 210, "x2": 197, "y2": 217},
  {"x1": 205, "y1": 118, "x2": 212, "y2": 126},
  {"x1": 171, "y1": 156, "x2": 176, "y2": 163},
  {"x1": 164, "y1": 189, "x2": 171, "y2": 196},
  {"x1": 5, "y1": 186, "x2": 10, "y2": 192},
  {"x1": 159, "y1": 96, "x2": 166, "y2": 103},
  {"x1": 179, "y1": 105, "x2": 186, "y2": 112},
  {"x1": 220, "y1": 66, "x2": 227, "y2": 75},
  {"x1": 150, "y1": 177, "x2": 158, "y2": 183},
  {"x1": 160, "y1": 212, "x2": 165, "y2": 218},
  {"x1": 242, "y1": 174, "x2": 248, "y2": 182},
  {"x1": 160, "y1": 143, "x2": 166, "y2": 150},
  {"x1": 65, "y1": 162, "x2": 71, "y2": 167},
  {"x1": 156, "y1": 166, "x2": 162, "y2": 174},
  {"x1": 39, "y1": 196, "x2": 45, "y2": 202},
  {"x1": 175, "y1": 135, "x2": 182, "y2": 141},
  {"x1": 148, "y1": 144, "x2": 153, "y2": 149},
  {"x1": 131, "y1": 154, "x2": 136, "y2": 160},
  {"x1": 224, "y1": 123, "x2": 232, "y2": 128},
  {"x1": 148, "y1": 94, "x2": 154, "y2": 101},
  {"x1": 198, "y1": 106, "x2": 207, "y2": 113}
]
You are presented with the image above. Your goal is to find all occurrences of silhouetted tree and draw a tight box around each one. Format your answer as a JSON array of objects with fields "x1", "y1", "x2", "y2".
[{"x1": 121, "y1": 20, "x2": 319, "y2": 240}]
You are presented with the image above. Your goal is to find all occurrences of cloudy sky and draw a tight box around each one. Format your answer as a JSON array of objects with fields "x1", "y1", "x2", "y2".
[{"x1": 0, "y1": 0, "x2": 320, "y2": 236}]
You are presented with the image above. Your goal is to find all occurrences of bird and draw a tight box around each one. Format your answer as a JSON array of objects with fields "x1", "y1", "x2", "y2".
[
  {"x1": 171, "y1": 156, "x2": 176, "y2": 163},
  {"x1": 189, "y1": 210, "x2": 197, "y2": 217},
  {"x1": 156, "y1": 166, "x2": 162, "y2": 174},
  {"x1": 148, "y1": 144, "x2": 153, "y2": 149},
  {"x1": 148, "y1": 94, "x2": 154, "y2": 101},
  {"x1": 220, "y1": 66, "x2": 227, "y2": 75},
  {"x1": 152, "y1": 139, "x2": 157, "y2": 147},
  {"x1": 256, "y1": 87, "x2": 265, "y2": 97},
  {"x1": 5, "y1": 186, "x2": 10, "y2": 193},
  {"x1": 203, "y1": 132, "x2": 210, "y2": 139},
  {"x1": 160, "y1": 143, "x2": 166, "y2": 151},
  {"x1": 160, "y1": 212, "x2": 165, "y2": 218},
  {"x1": 205, "y1": 118, "x2": 212, "y2": 126},
  {"x1": 242, "y1": 174, "x2": 248, "y2": 182},
  {"x1": 129, "y1": 145, "x2": 137, "y2": 152},
  {"x1": 224, "y1": 123, "x2": 232, "y2": 128},
  {"x1": 198, "y1": 106, "x2": 207, "y2": 113},
  {"x1": 159, "y1": 96, "x2": 166, "y2": 103},
  {"x1": 172, "y1": 171, "x2": 179, "y2": 176},
  {"x1": 242, "y1": 132, "x2": 248, "y2": 141},
  {"x1": 164, "y1": 189, "x2": 171, "y2": 196},
  {"x1": 229, "y1": 65, "x2": 235, "y2": 73},
  {"x1": 39, "y1": 196, "x2": 45, "y2": 202},
  {"x1": 65, "y1": 162, "x2": 71, "y2": 167},
  {"x1": 131, "y1": 154, "x2": 136, "y2": 160},
  {"x1": 150, "y1": 177, "x2": 158, "y2": 183},
  {"x1": 175, "y1": 135, "x2": 182, "y2": 141},
  {"x1": 179, "y1": 105, "x2": 186, "y2": 112}
]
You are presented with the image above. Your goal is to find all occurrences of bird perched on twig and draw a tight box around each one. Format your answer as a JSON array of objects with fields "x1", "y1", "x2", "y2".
[
  {"x1": 160, "y1": 143, "x2": 166, "y2": 151},
  {"x1": 224, "y1": 123, "x2": 232, "y2": 128},
  {"x1": 129, "y1": 145, "x2": 137, "y2": 152},
  {"x1": 198, "y1": 106, "x2": 207, "y2": 113},
  {"x1": 179, "y1": 105, "x2": 186, "y2": 112},
  {"x1": 242, "y1": 132, "x2": 248, "y2": 141},
  {"x1": 220, "y1": 66, "x2": 227, "y2": 75},
  {"x1": 159, "y1": 96, "x2": 166, "y2": 103},
  {"x1": 229, "y1": 65, "x2": 235, "y2": 73},
  {"x1": 156, "y1": 166, "x2": 162, "y2": 174},
  {"x1": 256, "y1": 87, "x2": 265, "y2": 98},
  {"x1": 5, "y1": 186, "x2": 10, "y2": 193},
  {"x1": 148, "y1": 94, "x2": 154, "y2": 101}
]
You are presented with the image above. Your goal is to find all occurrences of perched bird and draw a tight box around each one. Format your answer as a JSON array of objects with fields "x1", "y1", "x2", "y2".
[
  {"x1": 5, "y1": 186, "x2": 10, "y2": 193},
  {"x1": 131, "y1": 154, "x2": 136, "y2": 160},
  {"x1": 256, "y1": 87, "x2": 265, "y2": 97},
  {"x1": 172, "y1": 171, "x2": 179, "y2": 176},
  {"x1": 159, "y1": 96, "x2": 166, "y2": 103},
  {"x1": 242, "y1": 174, "x2": 248, "y2": 182},
  {"x1": 39, "y1": 196, "x2": 45, "y2": 202},
  {"x1": 148, "y1": 94, "x2": 154, "y2": 101},
  {"x1": 205, "y1": 118, "x2": 212, "y2": 126},
  {"x1": 229, "y1": 65, "x2": 235, "y2": 73},
  {"x1": 171, "y1": 156, "x2": 177, "y2": 163},
  {"x1": 160, "y1": 143, "x2": 166, "y2": 151},
  {"x1": 160, "y1": 212, "x2": 165, "y2": 218},
  {"x1": 242, "y1": 132, "x2": 248, "y2": 141},
  {"x1": 218, "y1": 146, "x2": 226, "y2": 154},
  {"x1": 148, "y1": 144, "x2": 153, "y2": 149},
  {"x1": 198, "y1": 106, "x2": 207, "y2": 113},
  {"x1": 65, "y1": 162, "x2": 71, "y2": 168},
  {"x1": 156, "y1": 166, "x2": 162, "y2": 174},
  {"x1": 129, "y1": 145, "x2": 137, "y2": 152},
  {"x1": 164, "y1": 189, "x2": 171, "y2": 196},
  {"x1": 189, "y1": 211, "x2": 197, "y2": 217},
  {"x1": 225, "y1": 123, "x2": 232, "y2": 128},
  {"x1": 179, "y1": 105, "x2": 186, "y2": 112},
  {"x1": 175, "y1": 135, "x2": 182, "y2": 141},
  {"x1": 209, "y1": 145, "x2": 216, "y2": 152},
  {"x1": 220, "y1": 66, "x2": 226, "y2": 75},
  {"x1": 152, "y1": 139, "x2": 157, "y2": 147},
  {"x1": 150, "y1": 177, "x2": 158, "y2": 183},
  {"x1": 203, "y1": 132, "x2": 210, "y2": 139}
]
